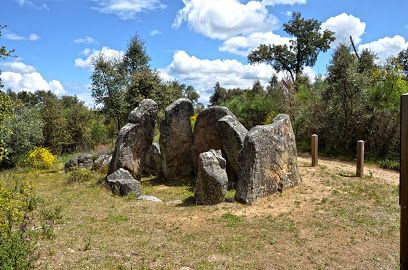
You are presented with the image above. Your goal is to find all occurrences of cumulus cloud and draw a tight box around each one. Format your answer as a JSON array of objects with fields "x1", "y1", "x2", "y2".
[
  {"x1": 1, "y1": 62, "x2": 36, "y2": 74},
  {"x1": 74, "y1": 47, "x2": 125, "y2": 71},
  {"x1": 1, "y1": 62, "x2": 66, "y2": 95},
  {"x1": 93, "y1": 0, "x2": 166, "y2": 20},
  {"x1": 321, "y1": 13, "x2": 366, "y2": 47},
  {"x1": 74, "y1": 36, "x2": 97, "y2": 44},
  {"x1": 358, "y1": 35, "x2": 408, "y2": 62},
  {"x1": 219, "y1": 31, "x2": 292, "y2": 56},
  {"x1": 3, "y1": 30, "x2": 40, "y2": 41},
  {"x1": 161, "y1": 51, "x2": 278, "y2": 103},
  {"x1": 81, "y1": 48, "x2": 92, "y2": 56},
  {"x1": 173, "y1": 0, "x2": 279, "y2": 40}
]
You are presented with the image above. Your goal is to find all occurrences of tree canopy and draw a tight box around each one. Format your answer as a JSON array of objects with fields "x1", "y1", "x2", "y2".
[{"x1": 248, "y1": 12, "x2": 335, "y2": 85}]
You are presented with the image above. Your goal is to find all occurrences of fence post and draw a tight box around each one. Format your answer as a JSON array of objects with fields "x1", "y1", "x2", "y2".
[
  {"x1": 356, "y1": 140, "x2": 364, "y2": 177},
  {"x1": 400, "y1": 93, "x2": 408, "y2": 269},
  {"x1": 311, "y1": 134, "x2": 318, "y2": 166}
]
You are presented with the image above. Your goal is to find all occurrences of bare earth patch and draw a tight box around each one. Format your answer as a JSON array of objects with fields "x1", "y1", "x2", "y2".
[{"x1": 32, "y1": 154, "x2": 399, "y2": 269}]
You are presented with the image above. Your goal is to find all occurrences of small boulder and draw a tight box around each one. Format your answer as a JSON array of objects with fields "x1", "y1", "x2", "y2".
[
  {"x1": 235, "y1": 114, "x2": 302, "y2": 204},
  {"x1": 64, "y1": 157, "x2": 78, "y2": 173},
  {"x1": 106, "y1": 168, "x2": 142, "y2": 196},
  {"x1": 194, "y1": 149, "x2": 228, "y2": 205},
  {"x1": 77, "y1": 154, "x2": 93, "y2": 170},
  {"x1": 92, "y1": 155, "x2": 112, "y2": 172},
  {"x1": 160, "y1": 98, "x2": 194, "y2": 179},
  {"x1": 108, "y1": 99, "x2": 158, "y2": 179},
  {"x1": 143, "y1": 143, "x2": 161, "y2": 176}
]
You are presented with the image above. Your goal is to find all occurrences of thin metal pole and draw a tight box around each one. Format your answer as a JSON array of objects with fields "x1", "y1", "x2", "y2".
[
  {"x1": 400, "y1": 93, "x2": 408, "y2": 269},
  {"x1": 356, "y1": 140, "x2": 364, "y2": 177},
  {"x1": 311, "y1": 134, "x2": 318, "y2": 166}
]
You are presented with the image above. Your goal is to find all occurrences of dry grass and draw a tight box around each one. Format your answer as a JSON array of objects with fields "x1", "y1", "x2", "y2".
[{"x1": 5, "y1": 154, "x2": 400, "y2": 269}]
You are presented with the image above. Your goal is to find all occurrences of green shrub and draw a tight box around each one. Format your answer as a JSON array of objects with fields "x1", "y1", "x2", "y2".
[
  {"x1": 23, "y1": 147, "x2": 56, "y2": 169},
  {"x1": 67, "y1": 168, "x2": 94, "y2": 183},
  {"x1": 378, "y1": 159, "x2": 400, "y2": 171},
  {"x1": 0, "y1": 229, "x2": 38, "y2": 269}
]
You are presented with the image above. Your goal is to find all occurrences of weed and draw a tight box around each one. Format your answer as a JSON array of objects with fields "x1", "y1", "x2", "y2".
[
  {"x1": 67, "y1": 168, "x2": 94, "y2": 183},
  {"x1": 82, "y1": 235, "x2": 92, "y2": 251},
  {"x1": 221, "y1": 212, "x2": 242, "y2": 228}
]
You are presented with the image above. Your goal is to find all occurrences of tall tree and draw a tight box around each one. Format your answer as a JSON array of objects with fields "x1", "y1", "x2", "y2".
[
  {"x1": 398, "y1": 47, "x2": 408, "y2": 77},
  {"x1": 248, "y1": 12, "x2": 335, "y2": 86},
  {"x1": 209, "y1": 82, "x2": 227, "y2": 106}
]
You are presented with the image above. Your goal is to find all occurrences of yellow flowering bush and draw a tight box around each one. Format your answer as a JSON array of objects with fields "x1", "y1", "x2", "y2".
[{"x1": 24, "y1": 147, "x2": 56, "y2": 169}]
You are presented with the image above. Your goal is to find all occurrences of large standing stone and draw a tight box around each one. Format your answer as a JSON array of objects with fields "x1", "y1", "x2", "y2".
[
  {"x1": 235, "y1": 114, "x2": 302, "y2": 204},
  {"x1": 143, "y1": 143, "x2": 161, "y2": 176},
  {"x1": 160, "y1": 98, "x2": 194, "y2": 179},
  {"x1": 216, "y1": 115, "x2": 248, "y2": 176},
  {"x1": 106, "y1": 168, "x2": 142, "y2": 196},
  {"x1": 191, "y1": 106, "x2": 235, "y2": 175},
  {"x1": 108, "y1": 99, "x2": 158, "y2": 179},
  {"x1": 195, "y1": 150, "x2": 228, "y2": 205}
]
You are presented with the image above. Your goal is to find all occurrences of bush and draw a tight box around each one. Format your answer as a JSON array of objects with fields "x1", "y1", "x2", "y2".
[
  {"x1": 0, "y1": 229, "x2": 38, "y2": 269},
  {"x1": 67, "y1": 168, "x2": 94, "y2": 183},
  {"x1": 23, "y1": 147, "x2": 56, "y2": 169}
]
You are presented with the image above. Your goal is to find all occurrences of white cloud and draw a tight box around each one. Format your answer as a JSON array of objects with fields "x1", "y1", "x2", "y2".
[
  {"x1": 150, "y1": 30, "x2": 161, "y2": 36},
  {"x1": 15, "y1": 0, "x2": 48, "y2": 9},
  {"x1": 81, "y1": 48, "x2": 92, "y2": 56},
  {"x1": 262, "y1": 0, "x2": 306, "y2": 5},
  {"x1": 219, "y1": 31, "x2": 292, "y2": 56},
  {"x1": 1, "y1": 62, "x2": 36, "y2": 74},
  {"x1": 162, "y1": 51, "x2": 278, "y2": 103},
  {"x1": 93, "y1": 0, "x2": 166, "y2": 20},
  {"x1": 1, "y1": 66, "x2": 66, "y2": 95},
  {"x1": 74, "y1": 36, "x2": 97, "y2": 44},
  {"x1": 74, "y1": 46, "x2": 125, "y2": 71},
  {"x1": 3, "y1": 30, "x2": 40, "y2": 41},
  {"x1": 173, "y1": 0, "x2": 279, "y2": 40},
  {"x1": 358, "y1": 35, "x2": 408, "y2": 62},
  {"x1": 321, "y1": 13, "x2": 366, "y2": 47}
]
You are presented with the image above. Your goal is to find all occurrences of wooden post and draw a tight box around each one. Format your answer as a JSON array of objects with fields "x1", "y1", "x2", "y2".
[
  {"x1": 400, "y1": 93, "x2": 408, "y2": 269},
  {"x1": 356, "y1": 140, "x2": 364, "y2": 177},
  {"x1": 311, "y1": 134, "x2": 318, "y2": 166}
]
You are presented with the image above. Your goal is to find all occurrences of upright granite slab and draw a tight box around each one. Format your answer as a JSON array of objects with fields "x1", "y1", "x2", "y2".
[
  {"x1": 194, "y1": 149, "x2": 228, "y2": 205},
  {"x1": 160, "y1": 98, "x2": 194, "y2": 179},
  {"x1": 191, "y1": 106, "x2": 235, "y2": 175},
  {"x1": 235, "y1": 114, "x2": 302, "y2": 204},
  {"x1": 216, "y1": 115, "x2": 248, "y2": 175},
  {"x1": 108, "y1": 99, "x2": 158, "y2": 179},
  {"x1": 143, "y1": 143, "x2": 161, "y2": 176}
]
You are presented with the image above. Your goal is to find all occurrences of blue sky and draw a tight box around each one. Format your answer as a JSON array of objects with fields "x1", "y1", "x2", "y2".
[{"x1": 1, "y1": 0, "x2": 408, "y2": 105}]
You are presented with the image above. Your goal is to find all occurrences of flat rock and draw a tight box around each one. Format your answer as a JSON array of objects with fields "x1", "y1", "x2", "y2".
[
  {"x1": 235, "y1": 114, "x2": 302, "y2": 204},
  {"x1": 77, "y1": 154, "x2": 93, "y2": 170},
  {"x1": 106, "y1": 168, "x2": 142, "y2": 196},
  {"x1": 160, "y1": 98, "x2": 194, "y2": 179},
  {"x1": 137, "y1": 195, "x2": 163, "y2": 202},
  {"x1": 194, "y1": 149, "x2": 228, "y2": 205}
]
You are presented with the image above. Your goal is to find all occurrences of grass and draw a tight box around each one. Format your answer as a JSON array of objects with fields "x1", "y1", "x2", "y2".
[{"x1": 0, "y1": 156, "x2": 400, "y2": 269}]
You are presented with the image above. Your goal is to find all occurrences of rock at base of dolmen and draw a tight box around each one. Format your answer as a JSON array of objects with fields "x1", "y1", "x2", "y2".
[
  {"x1": 143, "y1": 143, "x2": 161, "y2": 176},
  {"x1": 77, "y1": 154, "x2": 93, "y2": 170},
  {"x1": 235, "y1": 114, "x2": 302, "y2": 204},
  {"x1": 160, "y1": 98, "x2": 194, "y2": 179},
  {"x1": 64, "y1": 157, "x2": 78, "y2": 173},
  {"x1": 106, "y1": 168, "x2": 142, "y2": 196},
  {"x1": 92, "y1": 155, "x2": 112, "y2": 172},
  {"x1": 194, "y1": 149, "x2": 228, "y2": 205},
  {"x1": 108, "y1": 99, "x2": 158, "y2": 179}
]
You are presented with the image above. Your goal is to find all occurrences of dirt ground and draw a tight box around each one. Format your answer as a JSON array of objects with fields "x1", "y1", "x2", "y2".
[{"x1": 32, "y1": 153, "x2": 400, "y2": 269}]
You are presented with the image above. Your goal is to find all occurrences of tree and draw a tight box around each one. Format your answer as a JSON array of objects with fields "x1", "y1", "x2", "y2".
[
  {"x1": 248, "y1": 12, "x2": 335, "y2": 86},
  {"x1": 209, "y1": 82, "x2": 227, "y2": 106},
  {"x1": 398, "y1": 47, "x2": 408, "y2": 77},
  {"x1": 0, "y1": 25, "x2": 16, "y2": 89},
  {"x1": 90, "y1": 51, "x2": 127, "y2": 133}
]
